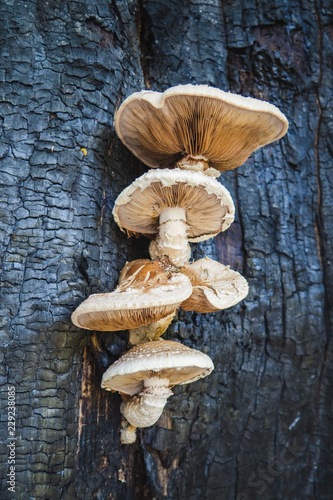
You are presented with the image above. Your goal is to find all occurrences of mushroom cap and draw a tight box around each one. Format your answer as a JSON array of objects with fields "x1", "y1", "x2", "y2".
[
  {"x1": 101, "y1": 340, "x2": 214, "y2": 395},
  {"x1": 71, "y1": 259, "x2": 192, "y2": 331},
  {"x1": 112, "y1": 169, "x2": 235, "y2": 242},
  {"x1": 114, "y1": 84, "x2": 288, "y2": 172},
  {"x1": 180, "y1": 257, "x2": 249, "y2": 313},
  {"x1": 118, "y1": 257, "x2": 175, "y2": 285}
]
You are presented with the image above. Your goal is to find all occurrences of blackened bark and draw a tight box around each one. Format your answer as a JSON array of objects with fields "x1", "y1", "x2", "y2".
[{"x1": 0, "y1": 0, "x2": 332, "y2": 499}]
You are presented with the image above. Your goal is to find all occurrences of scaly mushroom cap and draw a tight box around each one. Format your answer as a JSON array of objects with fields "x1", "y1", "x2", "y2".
[
  {"x1": 180, "y1": 257, "x2": 249, "y2": 313},
  {"x1": 112, "y1": 169, "x2": 235, "y2": 242},
  {"x1": 101, "y1": 340, "x2": 214, "y2": 395},
  {"x1": 118, "y1": 257, "x2": 175, "y2": 285},
  {"x1": 114, "y1": 84, "x2": 288, "y2": 172},
  {"x1": 118, "y1": 258, "x2": 178, "y2": 343},
  {"x1": 71, "y1": 259, "x2": 192, "y2": 331}
]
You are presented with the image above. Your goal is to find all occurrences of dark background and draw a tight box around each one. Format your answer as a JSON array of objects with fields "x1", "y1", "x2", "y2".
[{"x1": 0, "y1": 0, "x2": 332, "y2": 498}]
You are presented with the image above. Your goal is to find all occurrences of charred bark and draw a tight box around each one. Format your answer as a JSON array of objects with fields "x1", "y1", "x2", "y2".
[{"x1": 0, "y1": 0, "x2": 332, "y2": 499}]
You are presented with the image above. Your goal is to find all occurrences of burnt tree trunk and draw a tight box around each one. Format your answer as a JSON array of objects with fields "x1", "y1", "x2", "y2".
[{"x1": 1, "y1": 0, "x2": 332, "y2": 499}]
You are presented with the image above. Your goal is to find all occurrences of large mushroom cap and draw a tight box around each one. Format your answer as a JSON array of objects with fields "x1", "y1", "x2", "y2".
[
  {"x1": 71, "y1": 259, "x2": 192, "y2": 331},
  {"x1": 101, "y1": 340, "x2": 214, "y2": 395},
  {"x1": 114, "y1": 84, "x2": 288, "y2": 172},
  {"x1": 112, "y1": 169, "x2": 235, "y2": 242},
  {"x1": 180, "y1": 257, "x2": 249, "y2": 313}
]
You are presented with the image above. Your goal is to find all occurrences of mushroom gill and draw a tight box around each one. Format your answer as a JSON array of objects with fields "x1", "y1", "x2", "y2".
[{"x1": 114, "y1": 84, "x2": 288, "y2": 173}]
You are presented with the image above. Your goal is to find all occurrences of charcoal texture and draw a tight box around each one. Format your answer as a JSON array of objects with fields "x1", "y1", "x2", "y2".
[{"x1": 0, "y1": 0, "x2": 332, "y2": 499}]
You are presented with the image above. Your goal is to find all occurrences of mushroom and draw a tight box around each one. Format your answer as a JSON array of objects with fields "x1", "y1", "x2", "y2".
[
  {"x1": 112, "y1": 168, "x2": 235, "y2": 267},
  {"x1": 117, "y1": 258, "x2": 182, "y2": 344},
  {"x1": 114, "y1": 84, "x2": 288, "y2": 175},
  {"x1": 180, "y1": 257, "x2": 249, "y2": 313},
  {"x1": 71, "y1": 258, "x2": 192, "y2": 334},
  {"x1": 101, "y1": 340, "x2": 214, "y2": 443}
]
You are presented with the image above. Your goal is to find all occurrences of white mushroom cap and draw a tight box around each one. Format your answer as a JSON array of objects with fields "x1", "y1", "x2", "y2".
[
  {"x1": 101, "y1": 340, "x2": 214, "y2": 396},
  {"x1": 71, "y1": 259, "x2": 192, "y2": 331},
  {"x1": 112, "y1": 168, "x2": 235, "y2": 242},
  {"x1": 180, "y1": 257, "x2": 249, "y2": 313},
  {"x1": 114, "y1": 84, "x2": 288, "y2": 172}
]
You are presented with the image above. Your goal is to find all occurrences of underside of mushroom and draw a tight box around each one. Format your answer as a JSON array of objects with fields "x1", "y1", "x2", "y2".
[
  {"x1": 114, "y1": 84, "x2": 289, "y2": 173},
  {"x1": 112, "y1": 169, "x2": 235, "y2": 267},
  {"x1": 71, "y1": 257, "x2": 192, "y2": 333},
  {"x1": 101, "y1": 340, "x2": 214, "y2": 443},
  {"x1": 180, "y1": 257, "x2": 249, "y2": 312}
]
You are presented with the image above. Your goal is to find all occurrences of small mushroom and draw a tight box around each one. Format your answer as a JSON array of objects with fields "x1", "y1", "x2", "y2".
[
  {"x1": 71, "y1": 258, "x2": 192, "y2": 332},
  {"x1": 180, "y1": 257, "x2": 249, "y2": 313},
  {"x1": 101, "y1": 340, "x2": 214, "y2": 443},
  {"x1": 114, "y1": 84, "x2": 288, "y2": 174},
  {"x1": 113, "y1": 168, "x2": 235, "y2": 266}
]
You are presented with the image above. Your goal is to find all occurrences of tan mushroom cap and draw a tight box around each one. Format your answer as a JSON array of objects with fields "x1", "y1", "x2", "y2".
[
  {"x1": 118, "y1": 257, "x2": 175, "y2": 285},
  {"x1": 112, "y1": 168, "x2": 235, "y2": 242},
  {"x1": 71, "y1": 259, "x2": 192, "y2": 331},
  {"x1": 114, "y1": 84, "x2": 288, "y2": 172},
  {"x1": 101, "y1": 340, "x2": 214, "y2": 396},
  {"x1": 180, "y1": 257, "x2": 249, "y2": 313}
]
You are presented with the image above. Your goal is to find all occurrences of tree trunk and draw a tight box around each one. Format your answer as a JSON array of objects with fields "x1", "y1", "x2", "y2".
[{"x1": 1, "y1": 0, "x2": 332, "y2": 499}]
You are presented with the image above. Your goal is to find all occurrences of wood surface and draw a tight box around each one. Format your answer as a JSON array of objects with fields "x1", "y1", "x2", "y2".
[{"x1": 0, "y1": 0, "x2": 332, "y2": 498}]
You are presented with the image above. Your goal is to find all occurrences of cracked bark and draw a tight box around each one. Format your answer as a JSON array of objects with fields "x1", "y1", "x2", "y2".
[{"x1": 0, "y1": 0, "x2": 332, "y2": 499}]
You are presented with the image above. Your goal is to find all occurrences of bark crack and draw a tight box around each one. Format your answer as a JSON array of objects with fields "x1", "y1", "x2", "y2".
[
  {"x1": 234, "y1": 170, "x2": 247, "y2": 276},
  {"x1": 314, "y1": 2, "x2": 329, "y2": 395},
  {"x1": 137, "y1": 0, "x2": 152, "y2": 88},
  {"x1": 312, "y1": 2, "x2": 330, "y2": 495},
  {"x1": 314, "y1": 8, "x2": 323, "y2": 271}
]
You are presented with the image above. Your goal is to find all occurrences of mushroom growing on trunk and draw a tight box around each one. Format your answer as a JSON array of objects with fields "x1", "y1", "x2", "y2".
[
  {"x1": 71, "y1": 258, "x2": 192, "y2": 339},
  {"x1": 118, "y1": 258, "x2": 181, "y2": 344},
  {"x1": 180, "y1": 257, "x2": 249, "y2": 312},
  {"x1": 112, "y1": 168, "x2": 235, "y2": 267},
  {"x1": 101, "y1": 340, "x2": 214, "y2": 443},
  {"x1": 114, "y1": 84, "x2": 288, "y2": 175}
]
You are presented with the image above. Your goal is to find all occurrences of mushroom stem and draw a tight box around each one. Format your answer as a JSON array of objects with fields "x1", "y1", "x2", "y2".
[
  {"x1": 176, "y1": 155, "x2": 210, "y2": 172},
  {"x1": 149, "y1": 207, "x2": 191, "y2": 267},
  {"x1": 129, "y1": 312, "x2": 175, "y2": 345},
  {"x1": 121, "y1": 377, "x2": 173, "y2": 428},
  {"x1": 120, "y1": 418, "x2": 137, "y2": 444},
  {"x1": 176, "y1": 156, "x2": 221, "y2": 177}
]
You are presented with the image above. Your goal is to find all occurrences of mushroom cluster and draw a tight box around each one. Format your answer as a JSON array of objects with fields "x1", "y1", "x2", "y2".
[
  {"x1": 72, "y1": 84, "x2": 288, "y2": 443},
  {"x1": 72, "y1": 257, "x2": 192, "y2": 344},
  {"x1": 102, "y1": 340, "x2": 213, "y2": 443}
]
